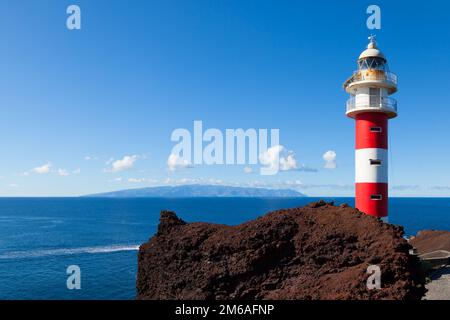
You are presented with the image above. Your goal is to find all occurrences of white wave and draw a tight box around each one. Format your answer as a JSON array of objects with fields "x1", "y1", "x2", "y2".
[{"x1": 0, "y1": 244, "x2": 140, "y2": 260}]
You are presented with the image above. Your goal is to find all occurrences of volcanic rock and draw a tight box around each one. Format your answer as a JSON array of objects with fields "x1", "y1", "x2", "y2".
[
  {"x1": 409, "y1": 230, "x2": 450, "y2": 255},
  {"x1": 136, "y1": 201, "x2": 426, "y2": 300}
]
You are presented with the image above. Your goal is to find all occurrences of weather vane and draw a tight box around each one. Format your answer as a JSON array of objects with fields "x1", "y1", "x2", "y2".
[{"x1": 368, "y1": 34, "x2": 377, "y2": 44}]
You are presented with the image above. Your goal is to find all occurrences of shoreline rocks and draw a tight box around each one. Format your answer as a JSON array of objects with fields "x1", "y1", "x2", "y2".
[
  {"x1": 410, "y1": 230, "x2": 450, "y2": 255},
  {"x1": 137, "y1": 201, "x2": 426, "y2": 300}
]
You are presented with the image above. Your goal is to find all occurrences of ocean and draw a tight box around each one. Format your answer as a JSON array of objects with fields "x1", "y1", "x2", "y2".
[{"x1": 0, "y1": 197, "x2": 449, "y2": 300}]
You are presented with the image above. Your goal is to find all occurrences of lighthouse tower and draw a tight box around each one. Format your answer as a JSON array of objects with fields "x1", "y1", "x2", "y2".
[{"x1": 343, "y1": 36, "x2": 398, "y2": 222}]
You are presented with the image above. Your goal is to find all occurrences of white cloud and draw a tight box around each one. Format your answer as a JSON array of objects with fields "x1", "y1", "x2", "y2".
[
  {"x1": 297, "y1": 165, "x2": 318, "y2": 172},
  {"x1": 84, "y1": 156, "x2": 91, "y2": 160},
  {"x1": 259, "y1": 145, "x2": 298, "y2": 172},
  {"x1": 243, "y1": 166, "x2": 253, "y2": 174},
  {"x1": 323, "y1": 150, "x2": 337, "y2": 169},
  {"x1": 259, "y1": 145, "x2": 283, "y2": 171},
  {"x1": 58, "y1": 169, "x2": 69, "y2": 176},
  {"x1": 109, "y1": 177, "x2": 123, "y2": 182},
  {"x1": 279, "y1": 153, "x2": 297, "y2": 171},
  {"x1": 296, "y1": 183, "x2": 352, "y2": 190},
  {"x1": 167, "y1": 154, "x2": 191, "y2": 172},
  {"x1": 391, "y1": 185, "x2": 419, "y2": 191},
  {"x1": 178, "y1": 178, "x2": 198, "y2": 184},
  {"x1": 108, "y1": 155, "x2": 138, "y2": 173},
  {"x1": 133, "y1": 178, "x2": 158, "y2": 184},
  {"x1": 430, "y1": 186, "x2": 450, "y2": 190},
  {"x1": 283, "y1": 179, "x2": 303, "y2": 186},
  {"x1": 162, "y1": 177, "x2": 224, "y2": 186},
  {"x1": 72, "y1": 168, "x2": 81, "y2": 174},
  {"x1": 33, "y1": 163, "x2": 52, "y2": 174},
  {"x1": 9, "y1": 183, "x2": 18, "y2": 188},
  {"x1": 156, "y1": 178, "x2": 306, "y2": 191}
]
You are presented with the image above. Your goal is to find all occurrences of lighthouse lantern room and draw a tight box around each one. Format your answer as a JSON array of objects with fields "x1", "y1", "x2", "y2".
[{"x1": 343, "y1": 36, "x2": 398, "y2": 222}]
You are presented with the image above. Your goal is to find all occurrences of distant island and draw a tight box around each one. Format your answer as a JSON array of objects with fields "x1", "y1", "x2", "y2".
[{"x1": 84, "y1": 184, "x2": 306, "y2": 198}]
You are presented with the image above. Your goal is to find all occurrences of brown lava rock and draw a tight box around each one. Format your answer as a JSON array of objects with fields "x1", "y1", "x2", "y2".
[
  {"x1": 409, "y1": 230, "x2": 450, "y2": 255},
  {"x1": 136, "y1": 201, "x2": 426, "y2": 300}
]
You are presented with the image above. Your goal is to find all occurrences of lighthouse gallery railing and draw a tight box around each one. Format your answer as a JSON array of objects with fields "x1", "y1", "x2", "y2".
[
  {"x1": 344, "y1": 71, "x2": 398, "y2": 88},
  {"x1": 346, "y1": 96, "x2": 397, "y2": 113}
]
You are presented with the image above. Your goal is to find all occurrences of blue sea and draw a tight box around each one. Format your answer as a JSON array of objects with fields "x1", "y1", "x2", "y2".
[{"x1": 0, "y1": 197, "x2": 449, "y2": 300}]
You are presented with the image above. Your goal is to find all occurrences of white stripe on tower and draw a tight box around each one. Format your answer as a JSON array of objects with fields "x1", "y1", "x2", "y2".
[{"x1": 355, "y1": 148, "x2": 388, "y2": 183}]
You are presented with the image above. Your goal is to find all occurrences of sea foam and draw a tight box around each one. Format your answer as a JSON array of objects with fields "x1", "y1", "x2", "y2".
[{"x1": 0, "y1": 244, "x2": 140, "y2": 260}]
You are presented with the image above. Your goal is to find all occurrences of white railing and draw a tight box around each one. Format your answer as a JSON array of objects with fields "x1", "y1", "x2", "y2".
[
  {"x1": 346, "y1": 96, "x2": 397, "y2": 113},
  {"x1": 347, "y1": 71, "x2": 398, "y2": 86}
]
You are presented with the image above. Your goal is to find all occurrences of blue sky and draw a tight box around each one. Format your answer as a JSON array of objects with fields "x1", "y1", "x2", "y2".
[{"x1": 0, "y1": 0, "x2": 449, "y2": 196}]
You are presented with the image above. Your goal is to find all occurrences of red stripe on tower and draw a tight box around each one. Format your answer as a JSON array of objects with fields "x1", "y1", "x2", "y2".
[
  {"x1": 343, "y1": 35, "x2": 398, "y2": 222},
  {"x1": 355, "y1": 113, "x2": 387, "y2": 149}
]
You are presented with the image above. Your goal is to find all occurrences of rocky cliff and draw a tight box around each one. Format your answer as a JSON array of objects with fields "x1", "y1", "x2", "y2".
[{"x1": 136, "y1": 201, "x2": 426, "y2": 300}]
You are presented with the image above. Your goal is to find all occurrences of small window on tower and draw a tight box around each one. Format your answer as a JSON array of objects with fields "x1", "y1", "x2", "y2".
[
  {"x1": 370, "y1": 159, "x2": 382, "y2": 166},
  {"x1": 370, "y1": 127, "x2": 382, "y2": 133},
  {"x1": 371, "y1": 194, "x2": 383, "y2": 201}
]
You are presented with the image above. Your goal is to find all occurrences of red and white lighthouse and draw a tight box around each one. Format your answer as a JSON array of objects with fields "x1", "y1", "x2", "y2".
[{"x1": 343, "y1": 36, "x2": 398, "y2": 222}]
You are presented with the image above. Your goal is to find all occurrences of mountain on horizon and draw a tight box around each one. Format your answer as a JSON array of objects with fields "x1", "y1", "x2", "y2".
[{"x1": 84, "y1": 184, "x2": 306, "y2": 198}]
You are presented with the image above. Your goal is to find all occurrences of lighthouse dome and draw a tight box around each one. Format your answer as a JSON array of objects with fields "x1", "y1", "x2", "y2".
[
  {"x1": 358, "y1": 38, "x2": 386, "y2": 61},
  {"x1": 358, "y1": 47, "x2": 385, "y2": 60}
]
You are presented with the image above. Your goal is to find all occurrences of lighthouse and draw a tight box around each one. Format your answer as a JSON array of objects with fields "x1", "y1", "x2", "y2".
[{"x1": 343, "y1": 36, "x2": 398, "y2": 222}]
